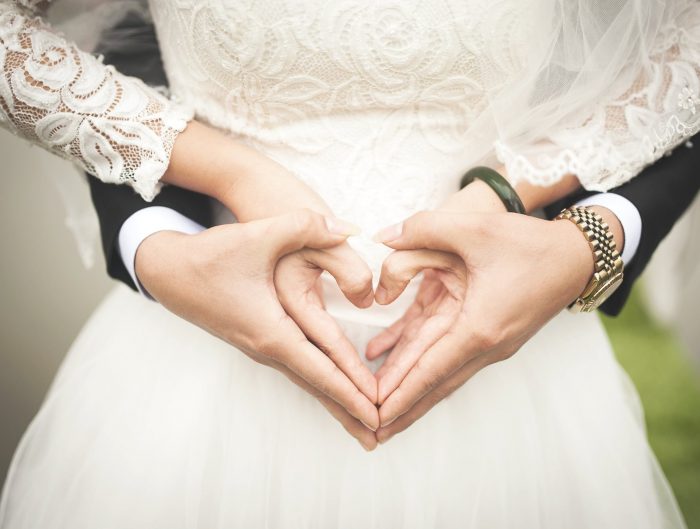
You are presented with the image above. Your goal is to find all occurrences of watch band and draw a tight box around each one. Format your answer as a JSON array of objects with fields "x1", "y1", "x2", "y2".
[
  {"x1": 556, "y1": 206, "x2": 624, "y2": 313},
  {"x1": 459, "y1": 166, "x2": 526, "y2": 214}
]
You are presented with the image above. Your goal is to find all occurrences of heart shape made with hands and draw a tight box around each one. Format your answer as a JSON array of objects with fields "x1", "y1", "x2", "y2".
[
  {"x1": 275, "y1": 230, "x2": 470, "y2": 443},
  {"x1": 368, "y1": 251, "x2": 469, "y2": 406},
  {"x1": 367, "y1": 249, "x2": 470, "y2": 439},
  {"x1": 270, "y1": 184, "x2": 581, "y2": 446}
]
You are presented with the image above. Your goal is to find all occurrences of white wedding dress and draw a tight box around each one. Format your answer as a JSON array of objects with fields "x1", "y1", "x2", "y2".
[{"x1": 1, "y1": 0, "x2": 698, "y2": 527}]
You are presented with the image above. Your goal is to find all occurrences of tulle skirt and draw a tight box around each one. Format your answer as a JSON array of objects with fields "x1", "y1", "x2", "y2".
[{"x1": 0, "y1": 285, "x2": 687, "y2": 528}]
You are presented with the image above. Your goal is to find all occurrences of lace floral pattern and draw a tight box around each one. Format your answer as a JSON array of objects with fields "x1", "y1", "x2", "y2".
[
  {"x1": 150, "y1": 0, "x2": 700, "y2": 213},
  {"x1": 495, "y1": 4, "x2": 700, "y2": 191},
  {"x1": 145, "y1": 0, "x2": 700, "y2": 267},
  {"x1": 151, "y1": 0, "x2": 528, "y2": 145},
  {"x1": 2, "y1": 0, "x2": 698, "y2": 207},
  {"x1": 150, "y1": 0, "x2": 534, "y2": 270},
  {"x1": 0, "y1": 0, "x2": 193, "y2": 200}
]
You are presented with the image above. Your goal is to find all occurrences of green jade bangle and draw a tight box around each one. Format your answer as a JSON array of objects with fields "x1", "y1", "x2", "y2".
[{"x1": 459, "y1": 166, "x2": 526, "y2": 214}]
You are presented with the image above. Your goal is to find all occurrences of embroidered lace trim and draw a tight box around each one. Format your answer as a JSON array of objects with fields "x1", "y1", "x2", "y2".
[
  {"x1": 0, "y1": 1, "x2": 193, "y2": 200},
  {"x1": 495, "y1": 18, "x2": 700, "y2": 191}
]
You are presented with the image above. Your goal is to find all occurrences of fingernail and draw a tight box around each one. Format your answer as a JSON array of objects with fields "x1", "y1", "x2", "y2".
[
  {"x1": 360, "y1": 440, "x2": 376, "y2": 452},
  {"x1": 325, "y1": 217, "x2": 362, "y2": 236},
  {"x1": 375, "y1": 285, "x2": 388, "y2": 304},
  {"x1": 361, "y1": 420, "x2": 378, "y2": 432},
  {"x1": 362, "y1": 290, "x2": 375, "y2": 308},
  {"x1": 380, "y1": 415, "x2": 397, "y2": 428},
  {"x1": 372, "y1": 222, "x2": 403, "y2": 243}
]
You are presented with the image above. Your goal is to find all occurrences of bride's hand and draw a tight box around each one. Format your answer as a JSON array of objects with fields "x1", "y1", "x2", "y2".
[
  {"x1": 135, "y1": 209, "x2": 380, "y2": 450},
  {"x1": 161, "y1": 120, "x2": 379, "y2": 404},
  {"x1": 370, "y1": 208, "x2": 614, "y2": 443}
]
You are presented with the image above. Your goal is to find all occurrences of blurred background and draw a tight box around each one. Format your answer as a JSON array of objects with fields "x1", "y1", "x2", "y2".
[{"x1": 1, "y1": 127, "x2": 699, "y2": 525}]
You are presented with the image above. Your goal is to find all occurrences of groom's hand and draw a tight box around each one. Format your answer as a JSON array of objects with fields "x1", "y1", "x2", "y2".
[
  {"x1": 168, "y1": 129, "x2": 380, "y2": 406},
  {"x1": 370, "y1": 209, "x2": 617, "y2": 443},
  {"x1": 134, "y1": 209, "x2": 380, "y2": 450}
]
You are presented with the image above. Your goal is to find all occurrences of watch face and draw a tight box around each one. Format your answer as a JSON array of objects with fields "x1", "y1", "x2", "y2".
[{"x1": 585, "y1": 272, "x2": 624, "y2": 311}]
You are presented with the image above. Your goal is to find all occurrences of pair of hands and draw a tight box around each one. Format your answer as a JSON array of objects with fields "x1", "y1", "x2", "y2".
[
  {"x1": 152, "y1": 122, "x2": 614, "y2": 450},
  {"x1": 136, "y1": 185, "x2": 604, "y2": 451}
]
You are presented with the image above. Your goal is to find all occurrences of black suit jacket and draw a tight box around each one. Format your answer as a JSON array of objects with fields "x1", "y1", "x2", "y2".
[{"x1": 88, "y1": 14, "x2": 700, "y2": 317}]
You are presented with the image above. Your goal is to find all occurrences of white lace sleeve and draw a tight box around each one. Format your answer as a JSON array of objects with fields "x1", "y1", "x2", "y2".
[
  {"x1": 494, "y1": 2, "x2": 700, "y2": 192},
  {"x1": 0, "y1": 0, "x2": 193, "y2": 201}
]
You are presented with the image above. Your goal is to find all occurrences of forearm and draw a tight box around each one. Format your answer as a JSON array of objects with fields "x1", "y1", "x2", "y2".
[{"x1": 163, "y1": 121, "x2": 331, "y2": 220}]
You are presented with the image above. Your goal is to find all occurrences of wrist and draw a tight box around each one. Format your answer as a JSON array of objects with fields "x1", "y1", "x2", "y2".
[
  {"x1": 220, "y1": 158, "x2": 332, "y2": 221},
  {"x1": 164, "y1": 123, "x2": 308, "y2": 214},
  {"x1": 491, "y1": 163, "x2": 581, "y2": 213},
  {"x1": 164, "y1": 121, "x2": 239, "y2": 203},
  {"x1": 549, "y1": 219, "x2": 597, "y2": 303},
  {"x1": 134, "y1": 230, "x2": 192, "y2": 299},
  {"x1": 165, "y1": 122, "x2": 334, "y2": 220},
  {"x1": 585, "y1": 205, "x2": 625, "y2": 256},
  {"x1": 552, "y1": 206, "x2": 625, "y2": 311},
  {"x1": 513, "y1": 174, "x2": 581, "y2": 213},
  {"x1": 439, "y1": 179, "x2": 508, "y2": 213}
]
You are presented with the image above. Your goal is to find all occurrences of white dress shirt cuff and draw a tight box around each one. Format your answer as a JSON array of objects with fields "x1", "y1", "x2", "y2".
[
  {"x1": 118, "y1": 206, "x2": 206, "y2": 299},
  {"x1": 573, "y1": 193, "x2": 642, "y2": 264}
]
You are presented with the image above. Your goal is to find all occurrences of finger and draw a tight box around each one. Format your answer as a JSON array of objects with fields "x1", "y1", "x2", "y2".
[
  {"x1": 271, "y1": 327, "x2": 380, "y2": 431},
  {"x1": 273, "y1": 361, "x2": 377, "y2": 451},
  {"x1": 373, "y1": 210, "x2": 485, "y2": 254},
  {"x1": 376, "y1": 354, "x2": 490, "y2": 444},
  {"x1": 365, "y1": 303, "x2": 421, "y2": 360},
  {"x1": 256, "y1": 209, "x2": 360, "y2": 259},
  {"x1": 304, "y1": 245, "x2": 374, "y2": 308},
  {"x1": 316, "y1": 394, "x2": 379, "y2": 451},
  {"x1": 373, "y1": 314, "x2": 425, "y2": 379},
  {"x1": 378, "y1": 324, "x2": 478, "y2": 427},
  {"x1": 287, "y1": 298, "x2": 378, "y2": 404},
  {"x1": 376, "y1": 249, "x2": 463, "y2": 305},
  {"x1": 376, "y1": 311, "x2": 455, "y2": 405},
  {"x1": 366, "y1": 271, "x2": 451, "y2": 361}
]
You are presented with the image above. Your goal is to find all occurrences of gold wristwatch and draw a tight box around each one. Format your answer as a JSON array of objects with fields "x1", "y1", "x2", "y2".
[{"x1": 555, "y1": 206, "x2": 624, "y2": 313}]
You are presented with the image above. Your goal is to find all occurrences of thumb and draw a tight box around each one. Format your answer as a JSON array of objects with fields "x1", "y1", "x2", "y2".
[
  {"x1": 259, "y1": 209, "x2": 360, "y2": 259},
  {"x1": 376, "y1": 250, "x2": 465, "y2": 305},
  {"x1": 302, "y1": 244, "x2": 375, "y2": 308},
  {"x1": 372, "y1": 211, "x2": 472, "y2": 254}
]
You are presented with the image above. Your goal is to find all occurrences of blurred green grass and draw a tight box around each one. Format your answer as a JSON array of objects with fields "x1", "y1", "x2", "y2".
[{"x1": 601, "y1": 287, "x2": 700, "y2": 528}]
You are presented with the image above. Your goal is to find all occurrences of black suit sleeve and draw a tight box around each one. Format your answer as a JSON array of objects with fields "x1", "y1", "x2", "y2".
[
  {"x1": 87, "y1": 12, "x2": 213, "y2": 290},
  {"x1": 544, "y1": 137, "x2": 700, "y2": 316}
]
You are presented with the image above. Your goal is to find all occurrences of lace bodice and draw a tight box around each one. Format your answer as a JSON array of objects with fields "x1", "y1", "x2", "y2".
[
  {"x1": 148, "y1": 0, "x2": 537, "y2": 269},
  {"x1": 2, "y1": 0, "x2": 700, "y2": 245},
  {"x1": 148, "y1": 0, "x2": 700, "y2": 271}
]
